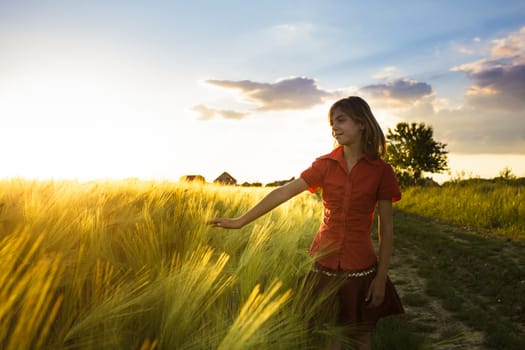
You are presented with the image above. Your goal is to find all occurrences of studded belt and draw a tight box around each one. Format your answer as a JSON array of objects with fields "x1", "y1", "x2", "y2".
[{"x1": 311, "y1": 265, "x2": 376, "y2": 278}]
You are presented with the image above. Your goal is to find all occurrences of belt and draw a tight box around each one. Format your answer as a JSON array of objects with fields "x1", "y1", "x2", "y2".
[{"x1": 311, "y1": 265, "x2": 376, "y2": 278}]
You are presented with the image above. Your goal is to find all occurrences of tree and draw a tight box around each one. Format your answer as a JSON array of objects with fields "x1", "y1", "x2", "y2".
[
  {"x1": 385, "y1": 122, "x2": 448, "y2": 185},
  {"x1": 498, "y1": 166, "x2": 516, "y2": 180}
]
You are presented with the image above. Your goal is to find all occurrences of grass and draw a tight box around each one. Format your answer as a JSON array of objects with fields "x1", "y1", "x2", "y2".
[
  {"x1": 392, "y1": 210, "x2": 525, "y2": 350},
  {"x1": 0, "y1": 178, "x2": 343, "y2": 349},
  {"x1": 401, "y1": 293, "x2": 429, "y2": 308},
  {"x1": 396, "y1": 181, "x2": 524, "y2": 240},
  {"x1": 372, "y1": 315, "x2": 427, "y2": 350},
  {"x1": 1, "y1": 178, "x2": 523, "y2": 349}
]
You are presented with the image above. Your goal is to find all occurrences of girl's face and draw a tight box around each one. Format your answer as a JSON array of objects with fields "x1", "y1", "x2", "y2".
[{"x1": 330, "y1": 107, "x2": 364, "y2": 147}]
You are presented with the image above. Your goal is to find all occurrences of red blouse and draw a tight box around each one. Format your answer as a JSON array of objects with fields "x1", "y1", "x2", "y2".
[{"x1": 300, "y1": 146, "x2": 401, "y2": 270}]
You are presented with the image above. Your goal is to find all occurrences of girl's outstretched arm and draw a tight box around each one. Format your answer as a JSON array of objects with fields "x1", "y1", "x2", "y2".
[{"x1": 207, "y1": 178, "x2": 309, "y2": 229}]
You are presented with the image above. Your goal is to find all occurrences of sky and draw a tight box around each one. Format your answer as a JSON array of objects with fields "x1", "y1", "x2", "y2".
[{"x1": 1, "y1": 0, "x2": 525, "y2": 184}]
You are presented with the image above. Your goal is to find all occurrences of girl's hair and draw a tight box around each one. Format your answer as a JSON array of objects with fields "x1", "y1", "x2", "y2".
[{"x1": 329, "y1": 96, "x2": 386, "y2": 159}]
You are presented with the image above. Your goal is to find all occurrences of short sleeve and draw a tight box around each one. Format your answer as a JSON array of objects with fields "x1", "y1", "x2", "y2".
[
  {"x1": 300, "y1": 159, "x2": 325, "y2": 193},
  {"x1": 377, "y1": 163, "x2": 401, "y2": 202}
]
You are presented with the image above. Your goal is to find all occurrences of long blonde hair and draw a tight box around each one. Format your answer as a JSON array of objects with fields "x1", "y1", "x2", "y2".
[{"x1": 329, "y1": 96, "x2": 386, "y2": 159}]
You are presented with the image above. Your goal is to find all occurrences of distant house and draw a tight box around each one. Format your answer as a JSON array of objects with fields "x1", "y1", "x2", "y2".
[
  {"x1": 214, "y1": 172, "x2": 237, "y2": 185},
  {"x1": 179, "y1": 175, "x2": 206, "y2": 183}
]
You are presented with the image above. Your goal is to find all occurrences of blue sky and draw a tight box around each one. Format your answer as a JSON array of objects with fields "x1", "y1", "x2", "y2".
[{"x1": 1, "y1": 0, "x2": 524, "y2": 183}]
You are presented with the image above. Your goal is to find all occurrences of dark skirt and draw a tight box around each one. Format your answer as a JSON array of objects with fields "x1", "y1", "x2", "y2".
[{"x1": 306, "y1": 262, "x2": 404, "y2": 330}]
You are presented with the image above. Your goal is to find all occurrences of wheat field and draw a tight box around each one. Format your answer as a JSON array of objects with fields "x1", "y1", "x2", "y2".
[{"x1": 0, "y1": 178, "x2": 346, "y2": 350}]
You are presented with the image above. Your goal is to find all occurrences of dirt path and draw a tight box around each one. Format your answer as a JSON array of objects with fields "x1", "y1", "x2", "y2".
[
  {"x1": 389, "y1": 247, "x2": 486, "y2": 349},
  {"x1": 384, "y1": 211, "x2": 525, "y2": 350}
]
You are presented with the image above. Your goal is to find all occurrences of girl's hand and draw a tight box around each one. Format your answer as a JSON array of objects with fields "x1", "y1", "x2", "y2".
[
  {"x1": 206, "y1": 179, "x2": 309, "y2": 231},
  {"x1": 207, "y1": 218, "x2": 244, "y2": 229},
  {"x1": 365, "y1": 276, "x2": 386, "y2": 308}
]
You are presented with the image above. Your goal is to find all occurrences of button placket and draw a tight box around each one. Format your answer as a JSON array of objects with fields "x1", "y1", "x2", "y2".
[{"x1": 339, "y1": 173, "x2": 352, "y2": 265}]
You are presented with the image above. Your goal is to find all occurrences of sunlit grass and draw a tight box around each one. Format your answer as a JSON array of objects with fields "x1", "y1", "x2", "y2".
[
  {"x1": 0, "y1": 178, "x2": 335, "y2": 349},
  {"x1": 0, "y1": 231, "x2": 64, "y2": 349},
  {"x1": 395, "y1": 181, "x2": 524, "y2": 240},
  {"x1": 218, "y1": 280, "x2": 292, "y2": 350}
]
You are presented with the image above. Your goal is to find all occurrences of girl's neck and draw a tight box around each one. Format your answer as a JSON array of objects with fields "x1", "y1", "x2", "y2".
[
  {"x1": 342, "y1": 145, "x2": 364, "y2": 172},
  {"x1": 343, "y1": 145, "x2": 364, "y2": 161}
]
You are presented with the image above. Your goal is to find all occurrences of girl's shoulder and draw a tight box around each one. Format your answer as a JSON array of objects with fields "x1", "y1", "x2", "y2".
[
  {"x1": 375, "y1": 157, "x2": 394, "y2": 168},
  {"x1": 315, "y1": 147, "x2": 343, "y2": 162},
  {"x1": 362, "y1": 154, "x2": 393, "y2": 169}
]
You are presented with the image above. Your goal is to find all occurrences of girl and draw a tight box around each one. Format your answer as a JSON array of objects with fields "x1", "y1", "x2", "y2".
[{"x1": 208, "y1": 96, "x2": 404, "y2": 350}]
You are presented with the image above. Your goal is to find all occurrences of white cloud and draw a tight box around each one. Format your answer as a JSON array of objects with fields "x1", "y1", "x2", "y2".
[
  {"x1": 372, "y1": 66, "x2": 400, "y2": 80},
  {"x1": 491, "y1": 26, "x2": 525, "y2": 58},
  {"x1": 192, "y1": 104, "x2": 249, "y2": 121}
]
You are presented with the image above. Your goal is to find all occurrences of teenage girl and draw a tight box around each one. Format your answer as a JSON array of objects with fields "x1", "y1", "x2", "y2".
[{"x1": 208, "y1": 96, "x2": 404, "y2": 350}]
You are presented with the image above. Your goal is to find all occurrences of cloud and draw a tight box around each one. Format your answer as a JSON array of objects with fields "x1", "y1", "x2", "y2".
[
  {"x1": 205, "y1": 76, "x2": 337, "y2": 111},
  {"x1": 396, "y1": 93, "x2": 525, "y2": 156},
  {"x1": 192, "y1": 104, "x2": 249, "y2": 121},
  {"x1": 380, "y1": 26, "x2": 525, "y2": 155},
  {"x1": 464, "y1": 62, "x2": 525, "y2": 110},
  {"x1": 449, "y1": 37, "x2": 485, "y2": 56},
  {"x1": 451, "y1": 26, "x2": 525, "y2": 111},
  {"x1": 400, "y1": 101, "x2": 525, "y2": 154},
  {"x1": 372, "y1": 66, "x2": 400, "y2": 80},
  {"x1": 358, "y1": 78, "x2": 433, "y2": 108},
  {"x1": 192, "y1": 28, "x2": 525, "y2": 155},
  {"x1": 491, "y1": 26, "x2": 525, "y2": 58}
]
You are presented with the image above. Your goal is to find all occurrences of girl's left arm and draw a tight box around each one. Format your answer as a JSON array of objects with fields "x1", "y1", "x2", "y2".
[
  {"x1": 366, "y1": 199, "x2": 394, "y2": 307},
  {"x1": 376, "y1": 199, "x2": 394, "y2": 281}
]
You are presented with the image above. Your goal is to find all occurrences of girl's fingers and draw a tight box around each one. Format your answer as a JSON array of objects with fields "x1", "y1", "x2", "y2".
[
  {"x1": 365, "y1": 285, "x2": 372, "y2": 303},
  {"x1": 207, "y1": 218, "x2": 230, "y2": 228},
  {"x1": 206, "y1": 218, "x2": 222, "y2": 226},
  {"x1": 207, "y1": 218, "x2": 242, "y2": 229}
]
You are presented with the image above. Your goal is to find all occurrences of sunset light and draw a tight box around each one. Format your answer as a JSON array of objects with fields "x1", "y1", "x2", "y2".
[
  {"x1": 1, "y1": 1, "x2": 524, "y2": 184},
  {"x1": 1, "y1": 2, "x2": 524, "y2": 349}
]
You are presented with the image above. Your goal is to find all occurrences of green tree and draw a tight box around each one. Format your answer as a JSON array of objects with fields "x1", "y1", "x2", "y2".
[{"x1": 385, "y1": 122, "x2": 448, "y2": 185}]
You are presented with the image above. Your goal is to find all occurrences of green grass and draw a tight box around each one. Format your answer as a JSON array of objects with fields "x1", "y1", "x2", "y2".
[
  {"x1": 393, "y1": 210, "x2": 525, "y2": 350},
  {"x1": 373, "y1": 315, "x2": 428, "y2": 350},
  {"x1": 396, "y1": 181, "x2": 524, "y2": 240},
  {"x1": 401, "y1": 293, "x2": 429, "y2": 308}
]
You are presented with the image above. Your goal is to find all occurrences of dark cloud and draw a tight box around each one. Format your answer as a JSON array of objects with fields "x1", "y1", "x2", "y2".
[
  {"x1": 431, "y1": 108, "x2": 525, "y2": 154},
  {"x1": 451, "y1": 26, "x2": 525, "y2": 111},
  {"x1": 385, "y1": 27, "x2": 525, "y2": 155},
  {"x1": 205, "y1": 77, "x2": 335, "y2": 111},
  {"x1": 192, "y1": 104, "x2": 249, "y2": 121},
  {"x1": 400, "y1": 91, "x2": 525, "y2": 155},
  {"x1": 359, "y1": 78, "x2": 433, "y2": 106},
  {"x1": 430, "y1": 26, "x2": 525, "y2": 153},
  {"x1": 455, "y1": 60, "x2": 525, "y2": 111}
]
